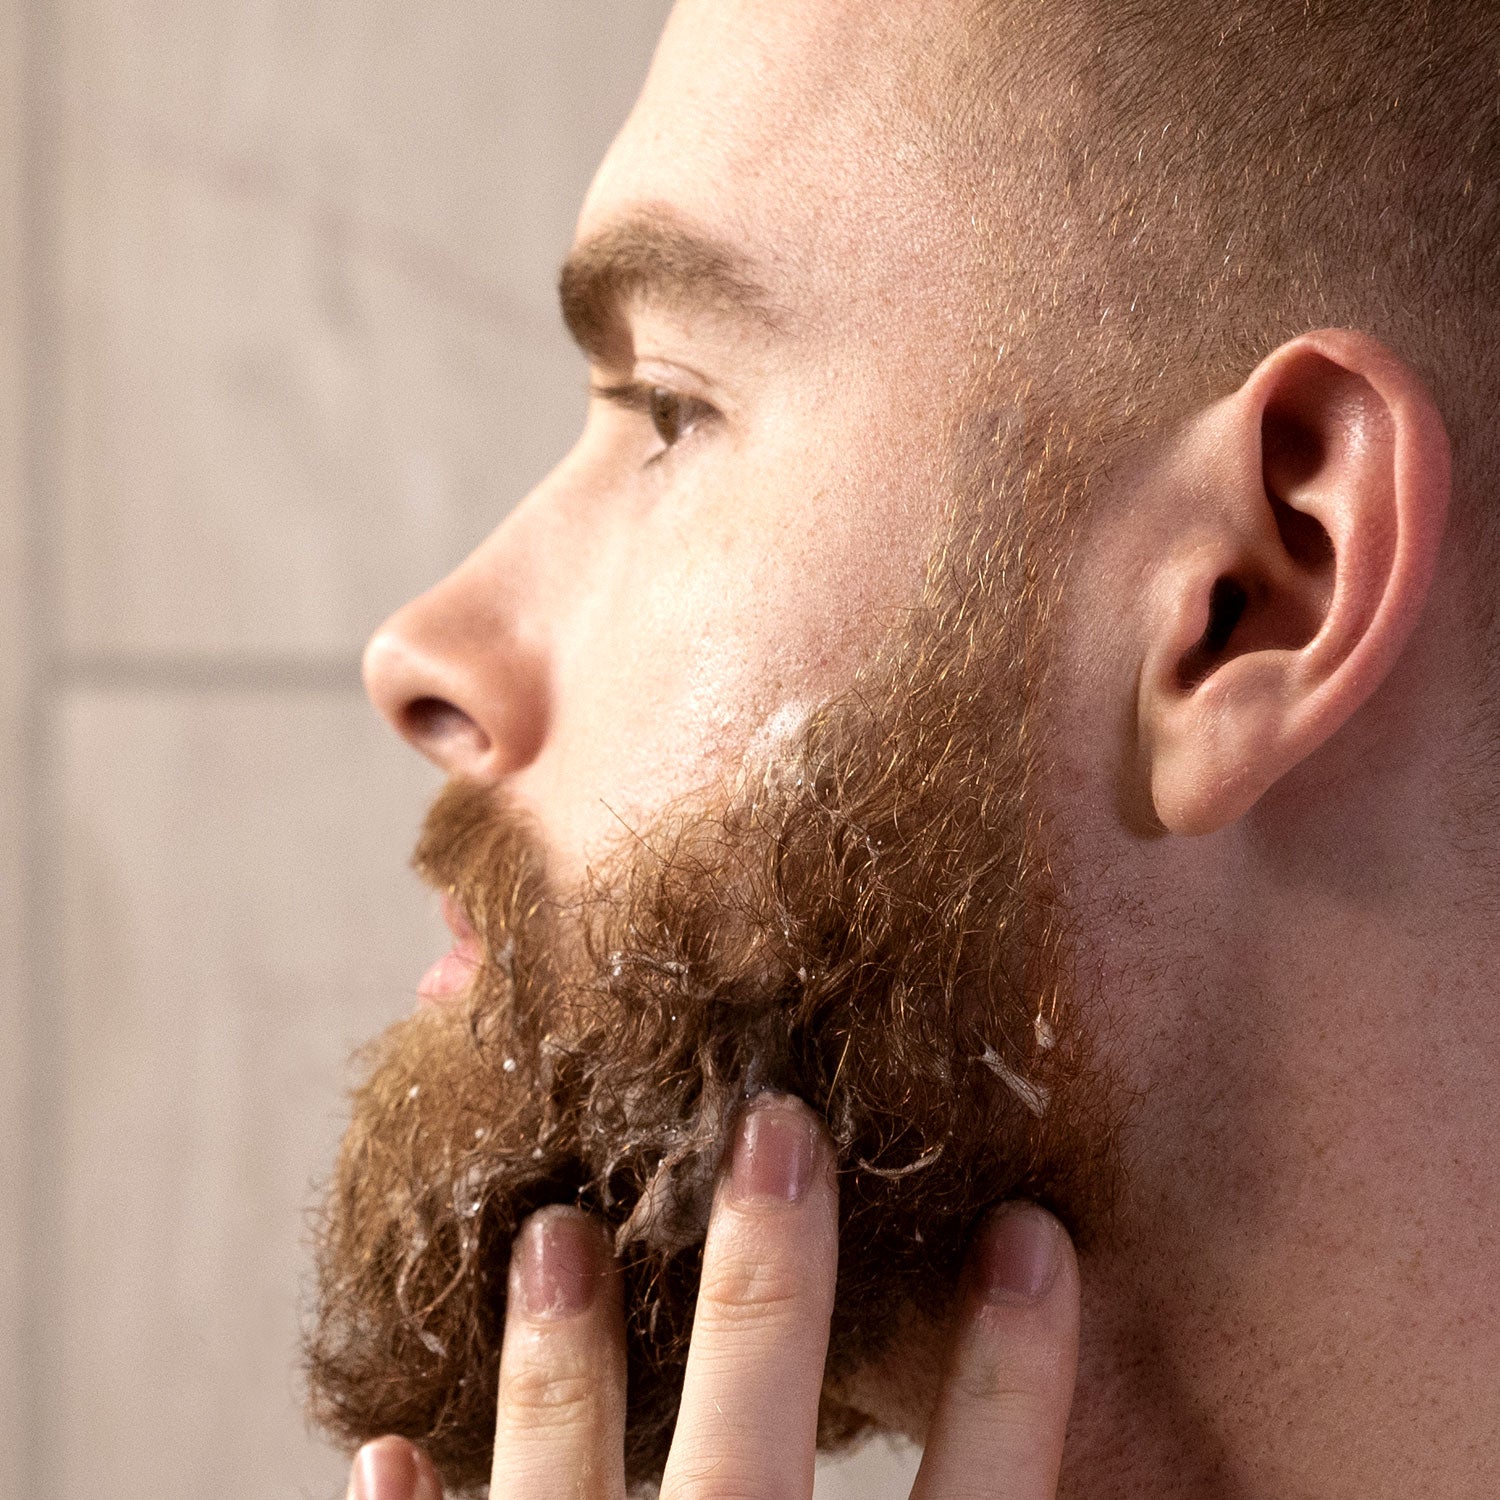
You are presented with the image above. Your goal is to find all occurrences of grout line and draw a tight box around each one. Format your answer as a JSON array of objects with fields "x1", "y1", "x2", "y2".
[{"x1": 57, "y1": 653, "x2": 369, "y2": 694}]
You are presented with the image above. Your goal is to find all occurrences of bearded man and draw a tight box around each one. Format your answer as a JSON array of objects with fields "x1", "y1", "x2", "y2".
[{"x1": 303, "y1": 1, "x2": 1500, "y2": 1497}]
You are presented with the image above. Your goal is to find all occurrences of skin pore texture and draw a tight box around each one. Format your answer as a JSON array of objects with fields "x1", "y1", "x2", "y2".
[{"x1": 335, "y1": 1, "x2": 1500, "y2": 1496}]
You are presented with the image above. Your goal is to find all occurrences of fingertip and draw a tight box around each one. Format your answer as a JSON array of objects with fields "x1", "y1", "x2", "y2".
[
  {"x1": 508, "y1": 1205, "x2": 616, "y2": 1320},
  {"x1": 491, "y1": 1210, "x2": 628, "y2": 1497},
  {"x1": 663, "y1": 1094, "x2": 839, "y2": 1500},
  {"x1": 350, "y1": 1435, "x2": 442, "y2": 1500},
  {"x1": 721, "y1": 1092, "x2": 836, "y2": 1209},
  {"x1": 909, "y1": 1203, "x2": 1080, "y2": 1499},
  {"x1": 970, "y1": 1201, "x2": 1076, "y2": 1307},
  {"x1": 951, "y1": 1201, "x2": 1081, "y2": 1409}
]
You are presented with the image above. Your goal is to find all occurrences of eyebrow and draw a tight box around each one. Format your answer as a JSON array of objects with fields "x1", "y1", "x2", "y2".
[{"x1": 557, "y1": 208, "x2": 785, "y2": 362}]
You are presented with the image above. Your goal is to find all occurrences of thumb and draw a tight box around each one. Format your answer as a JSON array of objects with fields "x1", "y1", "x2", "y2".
[{"x1": 347, "y1": 1436, "x2": 445, "y2": 1500}]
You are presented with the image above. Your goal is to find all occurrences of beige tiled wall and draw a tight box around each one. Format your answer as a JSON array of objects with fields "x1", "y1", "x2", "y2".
[
  {"x1": 3, "y1": 8, "x2": 32, "y2": 1500},
  {"x1": 8, "y1": 5, "x2": 919, "y2": 1496}
]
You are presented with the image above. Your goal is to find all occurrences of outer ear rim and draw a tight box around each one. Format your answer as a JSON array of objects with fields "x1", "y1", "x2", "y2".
[{"x1": 1140, "y1": 328, "x2": 1452, "y2": 838}]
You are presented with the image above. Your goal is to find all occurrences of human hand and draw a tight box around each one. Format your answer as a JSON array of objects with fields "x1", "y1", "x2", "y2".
[{"x1": 344, "y1": 1093, "x2": 1080, "y2": 1500}]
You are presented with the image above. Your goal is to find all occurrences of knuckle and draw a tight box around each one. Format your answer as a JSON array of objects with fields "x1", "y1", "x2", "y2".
[
  {"x1": 498, "y1": 1358, "x2": 599, "y2": 1432},
  {"x1": 950, "y1": 1353, "x2": 1054, "y2": 1426},
  {"x1": 694, "y1": 1253, "x2": 804, "y2": 1335}
]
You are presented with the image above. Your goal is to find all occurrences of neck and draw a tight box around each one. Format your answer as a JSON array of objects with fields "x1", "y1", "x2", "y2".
[
  {"x1": 1063, "y1": 793, "x2": 1500, "y2": 1498},
  {"x1": 838, "y1": 728, "x2": 1500, "y2": 1494}
]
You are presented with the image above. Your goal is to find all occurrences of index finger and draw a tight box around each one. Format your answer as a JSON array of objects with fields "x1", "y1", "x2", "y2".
[{"x1": 910, "y1": 1203, "x2": 1079, "y2": 1500}]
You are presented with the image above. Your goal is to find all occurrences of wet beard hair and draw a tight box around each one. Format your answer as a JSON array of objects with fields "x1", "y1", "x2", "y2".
[{"x1": 303, "y1": 475, "x2": 1125, "y2": 1495}]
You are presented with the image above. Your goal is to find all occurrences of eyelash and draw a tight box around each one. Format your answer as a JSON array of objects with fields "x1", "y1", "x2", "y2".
[{"x1": 592, "y1": 380, "x2": 717, "y2": 463}]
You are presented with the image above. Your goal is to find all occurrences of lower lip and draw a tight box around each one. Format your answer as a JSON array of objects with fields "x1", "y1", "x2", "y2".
[{"x1": 417, "y1": 946, "x2": 480, "y2": 1007}]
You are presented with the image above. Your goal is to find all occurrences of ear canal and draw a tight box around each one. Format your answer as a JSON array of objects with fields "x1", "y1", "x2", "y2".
[
  {"x1": 1172, "y1": 404, "x2": 1340, "y2": 695},
  {"x1": 1176, "y1": 577, "x2": 1249, "y2": 690},
  {"x1": 1171, "y1": 544, "x2": 1332, "y2": 690}
]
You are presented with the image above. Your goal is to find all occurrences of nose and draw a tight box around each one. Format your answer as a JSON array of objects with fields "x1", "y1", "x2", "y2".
[{"x1": 362, "y1": 547, "x2": 550, "y2": 783}]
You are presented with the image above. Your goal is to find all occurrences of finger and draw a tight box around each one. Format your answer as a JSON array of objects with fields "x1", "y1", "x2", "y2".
[
  {"x1": 489, "y1": 1206, "x2": 627, "y2": 1500},
  {"x1": 660, "y1": 1093, "x2": 838, "y2": 1500},
  {"x1": 910, "y1": 1203, "x2": 1079, "y2": 1500},
  {"x1": 347, "y1": 1436, "x2": 443, "y2": 1500}
]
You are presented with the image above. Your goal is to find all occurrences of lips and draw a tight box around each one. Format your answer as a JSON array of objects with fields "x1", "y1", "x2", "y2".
[{"x1": 417, "y1": 891, "x2": 482, "y2": 1006}]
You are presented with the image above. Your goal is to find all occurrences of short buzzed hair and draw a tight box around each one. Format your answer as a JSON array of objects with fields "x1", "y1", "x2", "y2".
[{"x1": 944, "y1": 0, "x2": 1497, "y2": 585}]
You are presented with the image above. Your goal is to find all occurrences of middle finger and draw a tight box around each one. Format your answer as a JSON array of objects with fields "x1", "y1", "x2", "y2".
[{"x1": 660, "y1": 1093, "x2": 839, "y2": 1500}]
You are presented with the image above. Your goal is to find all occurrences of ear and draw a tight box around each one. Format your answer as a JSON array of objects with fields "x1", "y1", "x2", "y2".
[{"x1": 1139, "y1": 329, "x2": 1451, "y2": 836}]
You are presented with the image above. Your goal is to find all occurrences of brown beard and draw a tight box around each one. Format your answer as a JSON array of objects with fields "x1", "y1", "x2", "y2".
[{"x1": 303, "y1": 434, "x2": 1126, "y2": 1494}]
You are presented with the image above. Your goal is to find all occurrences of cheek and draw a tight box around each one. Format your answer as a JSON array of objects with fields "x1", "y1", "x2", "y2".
[{"x1": 519, "y1": 439, "x2": 931, "y2": 873}]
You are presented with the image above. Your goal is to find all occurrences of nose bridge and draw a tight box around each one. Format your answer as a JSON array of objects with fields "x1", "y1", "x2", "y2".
[{"x1": 362, "y1": 510, "x2": 552, "y2": 783}]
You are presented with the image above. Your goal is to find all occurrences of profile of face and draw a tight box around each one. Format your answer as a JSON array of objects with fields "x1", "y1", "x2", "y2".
[
  {"x1": 304, "y1": 2, "x2": 1130, "y2": 1488},
  {"x1": 305, "y1": 0, "x2": 1474, "y2": 1492}
]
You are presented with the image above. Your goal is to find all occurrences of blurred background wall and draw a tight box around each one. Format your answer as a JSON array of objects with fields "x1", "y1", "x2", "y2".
[{"x1": 1, "y1": 4, "x2": 920, "y2": 1497}]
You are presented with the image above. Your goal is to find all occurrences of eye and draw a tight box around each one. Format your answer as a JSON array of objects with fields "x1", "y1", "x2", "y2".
[
  {"x1": 647, "y1": 386, "x2": 692, "y2": 447},
  {"x1": 593, "y1": 380, "x2": 716, "y2": 460}
]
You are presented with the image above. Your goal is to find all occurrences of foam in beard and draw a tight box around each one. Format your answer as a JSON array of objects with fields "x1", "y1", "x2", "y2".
[{"x1": 737, "y1": 699, "x2": 818, "y2": 796}]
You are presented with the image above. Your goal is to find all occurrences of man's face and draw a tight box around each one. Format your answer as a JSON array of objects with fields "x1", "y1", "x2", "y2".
[
  {"x1": 313, "y1": 2, "x2": 1122, "y2": 1492},
  {"x1": 362, "y1": 0, "x2": 982, "y2": 878}
]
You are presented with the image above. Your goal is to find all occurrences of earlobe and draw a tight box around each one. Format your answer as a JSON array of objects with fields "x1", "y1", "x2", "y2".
[{"x1": 1139, "y1": 329, "x2": 1451, "y2": 837}]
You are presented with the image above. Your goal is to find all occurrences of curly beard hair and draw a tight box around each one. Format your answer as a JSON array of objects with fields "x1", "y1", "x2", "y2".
[{"x1": 303, "y1": 436, "x2": 1126, "y2": 1494}]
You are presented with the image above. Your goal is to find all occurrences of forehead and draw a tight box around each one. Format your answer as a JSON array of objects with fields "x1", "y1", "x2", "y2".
[{"x1": 578, "y1": 0, "x2": 972, "y2": 332}]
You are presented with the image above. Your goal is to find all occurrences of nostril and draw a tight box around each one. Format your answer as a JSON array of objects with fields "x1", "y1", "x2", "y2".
[{"x1": 401, "y1": 696, "x2": 491, "y2": 760}]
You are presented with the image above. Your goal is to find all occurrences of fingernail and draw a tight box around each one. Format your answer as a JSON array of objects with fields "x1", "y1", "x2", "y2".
[
  {"x1": 513, "y1": 1207, "x2": 602, "y2": 1318},
  {"x1": 976, "y1": 1203, "x2": 1062, "y2": 1304},
  {"x1": 351, "y1": 1438, "x2": 418, "y2": 1500},
  {"x1": 729, "y1": 1095, "x2": 818, "y2": 1204}
]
